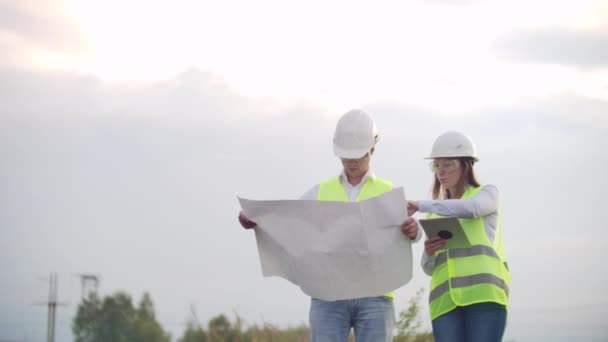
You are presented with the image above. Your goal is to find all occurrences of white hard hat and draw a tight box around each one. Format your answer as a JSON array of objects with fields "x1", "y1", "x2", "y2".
[
  {"x1": 333, "y1": 109, "x2": 379, "y2": 159},
  {"x1": 426, "y1": 131, "x2": 478, "y2": 161}
]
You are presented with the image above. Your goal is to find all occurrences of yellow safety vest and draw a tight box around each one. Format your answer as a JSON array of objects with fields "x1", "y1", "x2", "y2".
[
  {"x1": 428, "y1": 185, "x2": 511, "y2": 320},
  {"x1": 317, "y1": 175, "x2": 395, "y2": 298}
]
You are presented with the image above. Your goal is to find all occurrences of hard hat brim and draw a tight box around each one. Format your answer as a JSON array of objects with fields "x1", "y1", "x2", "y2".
[
  {"x1": 333, "y1": 144, "x2": 371, "y2": 159},
  {"x1": 424, "y1": 155, "x2": 479, "y2": 162}
]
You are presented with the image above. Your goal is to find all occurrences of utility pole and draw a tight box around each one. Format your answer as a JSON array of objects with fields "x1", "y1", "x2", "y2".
[
  {"x1": 35, "y1": 273, "x2": 67, "y2": 342},
  {"x1": 46, "y1": 273, "x2": 58, "y2": 342}
]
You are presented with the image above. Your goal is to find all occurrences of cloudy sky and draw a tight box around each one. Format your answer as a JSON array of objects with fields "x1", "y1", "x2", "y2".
[{"x1": 1, "y1": 0, "x2": 607, "y2": 341}]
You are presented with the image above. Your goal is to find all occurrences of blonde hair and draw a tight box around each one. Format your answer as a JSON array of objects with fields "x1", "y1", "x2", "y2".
[{"x1": 431, "y1": 158, "x2": 480, "y2": 199}]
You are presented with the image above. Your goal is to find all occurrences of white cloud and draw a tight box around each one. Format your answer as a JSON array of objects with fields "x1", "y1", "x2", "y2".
[
  {"x1": 0, "y1": 0, "x2": 87, "y2": 70},
  {"x1": 2, "y1": 0, "x2": 607, "y2": 115},
  {"x1": 494, "y1": 26, "x2": 608, "y2": 68}
]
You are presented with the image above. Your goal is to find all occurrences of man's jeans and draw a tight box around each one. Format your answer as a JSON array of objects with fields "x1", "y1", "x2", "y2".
[
  {"x1": 431, "y1": 302, "x2": 507, "y2": 342},
  {"x1": 309, "y1": 296, "x2": 394, "y2": 342}
]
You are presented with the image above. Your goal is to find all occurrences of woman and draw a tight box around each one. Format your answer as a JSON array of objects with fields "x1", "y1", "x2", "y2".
[{"x1": 408, "y1": 131, "x2": 510, "y2": 342}]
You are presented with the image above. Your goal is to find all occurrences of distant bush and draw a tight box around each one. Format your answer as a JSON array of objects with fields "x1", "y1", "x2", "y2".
[
  {"x1": 179, "y1": 288, "x2": 433, "y2": 342},
  {"x1": 178, "y1": 313, "x2": 308, "y2": 342},
  {"x1": 394, "y1": 288, "x2": 434, "y2": 342},
  {"x1": 72, "y1": 292, "x2": 171, "y2": 342}
]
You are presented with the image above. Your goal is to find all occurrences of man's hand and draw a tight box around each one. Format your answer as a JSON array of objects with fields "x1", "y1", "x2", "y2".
[
  {"x1": 400, "y1": 217, "x2": 418, "y2": 240},
  {"x1": 424, "y1": 236, "x2": 447, "y2": 255},
  {"x1": 238, "y1": 211, "x2": 257, "y2": 229}
]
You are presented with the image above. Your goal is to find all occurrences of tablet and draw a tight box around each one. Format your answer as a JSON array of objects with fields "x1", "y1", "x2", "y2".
[{"x1": 419, "y1": 217, "x2": 471, "y2": 249}]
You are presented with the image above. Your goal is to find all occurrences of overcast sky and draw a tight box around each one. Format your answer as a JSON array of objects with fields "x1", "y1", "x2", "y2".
[{"x1": 1, "y1": 1, "x2": 607, "y2": 341}]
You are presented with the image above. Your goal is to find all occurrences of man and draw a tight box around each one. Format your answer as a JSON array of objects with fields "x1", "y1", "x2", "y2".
[{"x1": 238, "y1": 109, "x2": 420, "y2": 342}]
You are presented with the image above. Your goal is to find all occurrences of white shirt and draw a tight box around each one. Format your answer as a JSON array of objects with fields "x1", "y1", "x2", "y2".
[
  {"x1": 301, "y1": 169, "x2": 422, "y2": 242},
  {"x1": 420, "y1": 184, "x2": 500, "y2": 275},
  {"x1": 300, "y1": 169, "x2": 377, "y2": 201}
]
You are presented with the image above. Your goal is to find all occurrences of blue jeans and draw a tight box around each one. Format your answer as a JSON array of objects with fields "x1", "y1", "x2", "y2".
[
  {"x1": 309, "y1": 296, "x2": 395, "y2": 342},
  {"x1": 432, "y1": 302, "x2": 507, "y2": 342}
]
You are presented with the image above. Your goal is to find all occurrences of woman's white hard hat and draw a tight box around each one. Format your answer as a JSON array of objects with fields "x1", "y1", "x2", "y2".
[
  {"x1": 333, "y1": 109, "x2": 379, "y2": 159},
  {"x1": 427, "y1": 131, "x2": 479, "y2": 161}
]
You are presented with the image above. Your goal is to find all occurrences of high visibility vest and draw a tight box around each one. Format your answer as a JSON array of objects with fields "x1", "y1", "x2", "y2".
[
  {"x1": 317, "y1": 175, "x2": 395, "y2": 299},
  {"x1": 428, "y1": 185, "x2": 511, "y2": 320}
]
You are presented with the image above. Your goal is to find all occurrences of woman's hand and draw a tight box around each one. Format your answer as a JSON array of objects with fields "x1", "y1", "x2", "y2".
[
  {"x1": 238, "y1": 211, "x2": 257, "y2": 229},
  {"x1": 400, "y1": 217, "x2": 419, "y2": 240},
  {"x1": 407, "y1": 201, "x2": 419, "y2": 217},
  {"x1": 425, "y1": 236, "x2": 447, "y2": 255}
]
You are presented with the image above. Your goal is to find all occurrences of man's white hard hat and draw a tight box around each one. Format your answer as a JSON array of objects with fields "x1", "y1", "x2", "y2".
[
  {"x1": 426, "y1": 131, "x2": 479, "y2": 161},
  {"x1": 333, "y1": 109, "x2": 379, "y2": 159}
]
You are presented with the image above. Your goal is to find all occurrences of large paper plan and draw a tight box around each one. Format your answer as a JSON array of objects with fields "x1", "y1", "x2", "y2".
[{"x1": 238, "y1": 187, "x2": 413, "y2": 300}]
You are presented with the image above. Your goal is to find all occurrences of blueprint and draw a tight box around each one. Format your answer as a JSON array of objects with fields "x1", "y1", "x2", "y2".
[{"x1": 238, "y1": 187, "x2": 413, "y2": 300}]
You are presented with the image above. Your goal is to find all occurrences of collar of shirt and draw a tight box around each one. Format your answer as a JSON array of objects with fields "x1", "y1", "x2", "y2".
[
  {"x1": 339, "y1": 169, "x2": 376, "y2": 189},
  {"x1": 299, "y1": 169, "x2": 377, "y2": 201}
]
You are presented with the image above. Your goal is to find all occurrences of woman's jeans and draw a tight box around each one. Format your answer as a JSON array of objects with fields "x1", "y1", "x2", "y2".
[
  {"x1": 432, "y1": 302, "x2": 507, "y2": 342},
  {"x1": 309, "y1": 296, "x2": 394, "y2": 342}
]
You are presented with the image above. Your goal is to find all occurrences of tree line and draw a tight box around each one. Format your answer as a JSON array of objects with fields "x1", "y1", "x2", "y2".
[{"x1": 72, "y1": 289, "x2": 433, "y2": 342}]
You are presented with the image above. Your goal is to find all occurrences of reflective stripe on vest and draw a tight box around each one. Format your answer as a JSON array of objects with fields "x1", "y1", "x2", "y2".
[
  {"x1": 317, "y1": 175, "x2": 394, "y2": 298},
  {"x1": 435, "y1": 245, "x2": 509, "y2": 271},
  {"x1": 428, "y1": 185, "x2": 510, "y2": 320},
  {"x1": 430, "y1": 273, "x2": 510, "y2": 302}
]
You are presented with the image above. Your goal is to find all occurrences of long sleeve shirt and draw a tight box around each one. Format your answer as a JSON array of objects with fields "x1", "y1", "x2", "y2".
[{"x1": 420, "y1": 184, "x2": 499, "y2": 275}]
